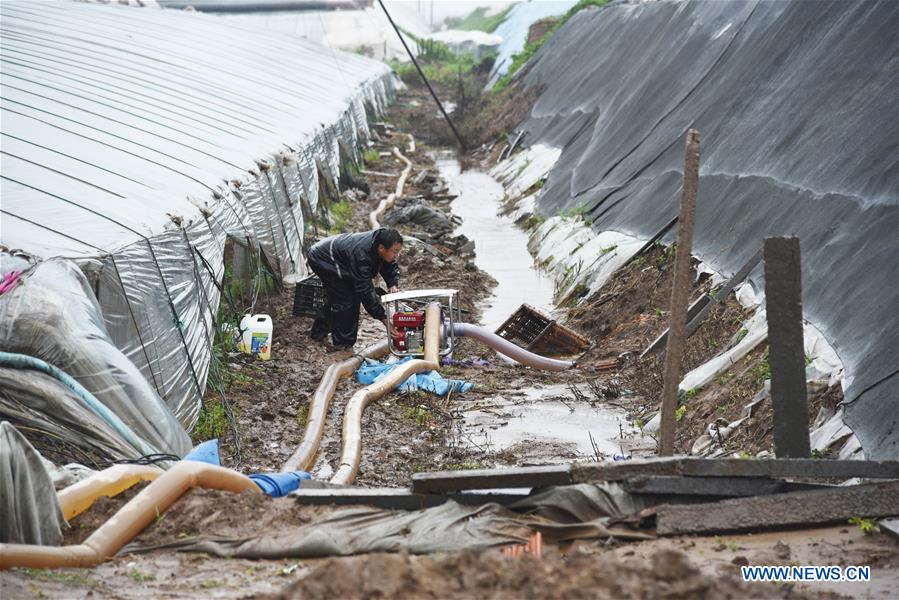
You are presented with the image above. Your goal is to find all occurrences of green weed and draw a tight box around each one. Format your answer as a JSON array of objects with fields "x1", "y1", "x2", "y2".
[
  {"x1": 446, "y1": 5, "x2": 513, "y2": 33},
  {"x1": 446, "y1": 461, "x2": 486, "y2": 471},
  {"x1": 362, "y1": 148, "x2": 380, "y2": 165},
  {"x1": 404, "y1": 406, "x2": 433, "y2": 426},
  {"x1": 754, "y1": 352, "x2": 771, "y2": 385},
  {"x1": 329, "y1": 199, "x2": 354, "y2": 233},
  {"x1": 494, "y1": 1, "x2": 608, "y2": 90},
  {"x1": 129, "y1": 569, "x2": 156, "y2": 583},
  {"x1": 848, "y1": 517, "x2": 880, "y2": 535},
  {"x1": 522, "y1": 214, "x2": 545, "y2": 230},
  {"x1": 22, "y1": 569, "x2": 90, "y2": 585},
  {"x1": 191, "y1": 399, "x2": 232, "y2": 444}
]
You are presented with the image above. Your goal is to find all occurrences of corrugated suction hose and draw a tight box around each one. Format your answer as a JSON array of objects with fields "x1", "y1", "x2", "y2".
[
  {"x1": 57, "y1": 464, "x2": 162, "y2": 521},
  {"x1": 282, "y1": 340, "x2": 390, "y2": 472},
  {"x1": 0, "y1": 461, "x2": 258, "y2": 569},
  {"x1": 330, "y1": 302, "x2": 441, "y2": 485}
]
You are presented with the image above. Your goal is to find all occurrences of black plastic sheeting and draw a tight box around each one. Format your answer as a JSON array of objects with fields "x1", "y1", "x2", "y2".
[{"x1": 517, "y1": 1, "x2": 899, "y2": 458}]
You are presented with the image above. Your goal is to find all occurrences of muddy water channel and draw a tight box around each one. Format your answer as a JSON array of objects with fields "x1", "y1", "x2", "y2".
[
  {"x1": 435, "y1": 153, "x2": 638, "y2": 462},
  {"x1": 435, "y1": 152, "x2": 556, "y2": 329}
]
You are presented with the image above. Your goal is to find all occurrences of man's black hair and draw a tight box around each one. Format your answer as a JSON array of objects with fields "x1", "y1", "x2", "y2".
[{"x1": 375, "y1": 228, "x2": 403, "y2": 249}]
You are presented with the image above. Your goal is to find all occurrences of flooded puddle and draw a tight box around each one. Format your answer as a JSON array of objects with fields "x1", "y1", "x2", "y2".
[
  {"x1": 432, "y1": 154, "x2": 641, "y2": 461},
  {"x1": 457, "y1": 384, "x2": 639, "y2": 464},
  {"x1": 434, "y1": 152, "x2": 556, "y2": 330}
]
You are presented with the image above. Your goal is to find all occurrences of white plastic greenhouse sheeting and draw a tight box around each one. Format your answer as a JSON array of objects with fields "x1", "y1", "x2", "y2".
[
  {"x1": 485, "y1": 0, "x2": 576, "y2": 89},
  {"x1": 0, "y1": 0, "x2": 395, "y2": 432},
  {"x1": 215, "y1": 4, "x2": 431, "y2": 61}
]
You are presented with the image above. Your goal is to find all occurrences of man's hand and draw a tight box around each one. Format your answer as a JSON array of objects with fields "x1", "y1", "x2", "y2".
[
  {"x1": 388, "y1": 286, "x2": 399, "y2": 294},
  {"x1": 382, "y1": 318, "x2": 402, "y2": 341}
]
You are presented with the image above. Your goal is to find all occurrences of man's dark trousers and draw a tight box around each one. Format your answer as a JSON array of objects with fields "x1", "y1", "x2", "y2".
[{"x1": 308, "y1": 264, "x2": 361, "y2": 347}]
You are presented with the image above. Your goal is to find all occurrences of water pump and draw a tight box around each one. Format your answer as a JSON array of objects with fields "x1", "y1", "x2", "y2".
[{"x1": 382, "y1": 289, "x2": 459, "y2": 357}]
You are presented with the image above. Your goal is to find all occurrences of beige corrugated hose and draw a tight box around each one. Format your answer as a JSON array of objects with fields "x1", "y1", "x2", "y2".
[
  {"x1": 369, "y1": 147, "x2": 413, "y2": 229},
  {"x1": 330, "y1": 302, "x2": 440, "y2": 485},
  {"x1": 282, "y1": 340, "x2": 390, "y2": 472},
  {"x1": 0, "y1": 462, "x2": 258, "y2": 569},
  {"x1": 57, "y1": 464, "x2": 162, "y2": 521}
]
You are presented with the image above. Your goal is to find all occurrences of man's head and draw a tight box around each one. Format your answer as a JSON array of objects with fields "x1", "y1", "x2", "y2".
[{"x1": 375, "y1": 228, "x2": 403, "y2": 262}]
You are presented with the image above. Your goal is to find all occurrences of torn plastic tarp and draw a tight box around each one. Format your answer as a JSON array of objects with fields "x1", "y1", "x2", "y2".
[
  {"x1": 0, "y1": 258, "x2": 191, "y2": 457},
  {"x1": 0, "y1": 421, "x2": 63, "y2": 545},
  {"x1": 122, "y1": 483, "x2": 655, "y2": 559},
  {"x1": 356, "y1": 358, "x2": 473, "y2": 395}
]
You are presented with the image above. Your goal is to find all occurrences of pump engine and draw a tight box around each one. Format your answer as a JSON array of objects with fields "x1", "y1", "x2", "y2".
[
  {"x1": 391, "y1": 310, "x2": 426, "y2": 354},
  {"x1": 382, "y1": 289, "x2": 459, "y2": 358}
]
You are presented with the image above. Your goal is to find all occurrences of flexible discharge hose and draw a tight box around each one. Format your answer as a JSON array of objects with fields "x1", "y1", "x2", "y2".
[
  {"x1": 452, "y1": 323, "x2": 576, "y2": 371},
  {"x1": 0, "y1": 462, "x2": 259, "y2": 569},
  {"x1": 282, "y1": 340, "x2": 390, "y2": 472},
  {"x1": 330, "y1": 303, "x2": 440, "y2": 485}
]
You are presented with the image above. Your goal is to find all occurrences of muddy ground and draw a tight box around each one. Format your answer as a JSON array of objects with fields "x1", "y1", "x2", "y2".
[
  {"x1": 5, "y1": 70, "x2": 890, "y2": 600},
  {"x1": 5, "y1": 482, "x2": 896, "y2": 598}
]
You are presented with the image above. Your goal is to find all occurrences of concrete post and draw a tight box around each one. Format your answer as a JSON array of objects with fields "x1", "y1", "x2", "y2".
[
  {"x1": 659, "y1": 129, "x2": 700, "y2": 456},
  {"x1": 764, "y1": 236, "x2": 810, "y2": 458}
]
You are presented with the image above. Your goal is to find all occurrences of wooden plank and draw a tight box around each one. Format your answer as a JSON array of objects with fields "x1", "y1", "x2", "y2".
[
  {"x1": 679, "y1": 458, "x2": 899, "y2": 479},
  {"x1": 292, "y1": 488, "x2": 529, "y2": 510},
  {"x1": 572, "y1": 459, "x2": 686, "y2": 482},
  {"x1": 411, "y1": 465, "x2": 571, "y2": 493},
  {"x1": 622, "y1": 475, "x2": 827, "y2": 497},
  {"x1": 572, "y1": 458, "x2": 899, "y2": 482},
  {"x1": 656, "y1": 480, "x2": 899, "y2": 536},
  {"x1": 686, "y1": 248, "x2": 762, "y2": 338},
  {"x1": 765, "y1": 236, "x2": 810, "y2": 458},
  {"x1": 660, "y1": 129, "x2": 701, "y2": 455},
  {"x1": 641, "y1": 295, "x2": 710, "y2": 357}
]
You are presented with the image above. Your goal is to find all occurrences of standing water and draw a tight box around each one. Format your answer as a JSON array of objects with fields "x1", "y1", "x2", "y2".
[
  {"x1": 434, "y1": 152, "x2": 556, "y2": 330},
  {"x1": 432, "y1": 152, "x2": 641, "y2": 462}
]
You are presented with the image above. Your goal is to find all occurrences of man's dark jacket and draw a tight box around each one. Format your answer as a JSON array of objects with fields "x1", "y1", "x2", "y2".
[{"x1": 307, "y1": 229, "x2": 400, "y2": 321}]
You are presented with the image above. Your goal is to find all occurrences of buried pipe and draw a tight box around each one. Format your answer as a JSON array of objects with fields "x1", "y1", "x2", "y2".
[
  {"x1": 453, "y1": 323, "x2": 576, "y2": 371},
  {"x1": 330, "y1": 302, "x2": 441, "y2": 485},
  {"x1": 58, "y1": 464, "x2": 162, "y2": 521},
  {"x1": 0, "y1": 462, "x2": 258, "y2": 569},
  {"x1": 282, "y1": 340, "x2": 390, "y2": 472},
  {"x1": 369, "y1": 147, "x2": 413, "y2": 229}
]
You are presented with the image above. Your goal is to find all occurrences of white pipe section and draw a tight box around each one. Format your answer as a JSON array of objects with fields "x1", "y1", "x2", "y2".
[
  {"x1": 453, "y1": 322, "x2": 576, "y2": 371},
  {"x1": 369, "y1": 146, "x2": 413, "y2": 229}
]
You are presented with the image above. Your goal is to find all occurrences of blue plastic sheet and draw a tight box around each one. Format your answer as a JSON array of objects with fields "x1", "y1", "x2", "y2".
[
  {"x1": 249, "y1": 472, "x2": 311, "y2": 497},
  {"x1": 184, "y1": 439, "x2": 221, "y2": 466},
  {"x1": 356, "y1": 358, "x2": 473, "y2": 396}
]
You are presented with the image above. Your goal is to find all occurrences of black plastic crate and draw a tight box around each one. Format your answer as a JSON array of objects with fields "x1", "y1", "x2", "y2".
[{"x1": 292, "y1": 274, "x2": 326, "y2": 317}]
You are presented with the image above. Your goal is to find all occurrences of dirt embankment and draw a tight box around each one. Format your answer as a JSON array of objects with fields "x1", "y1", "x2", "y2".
[{"x1": 560, "y1": 243, "x2": 844, "y2": 457}]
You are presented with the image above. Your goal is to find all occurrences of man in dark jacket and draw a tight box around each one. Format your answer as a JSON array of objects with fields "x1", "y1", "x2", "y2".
[{"x1": 307, "y1": 228, "x2": 402, "y2": 350}]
